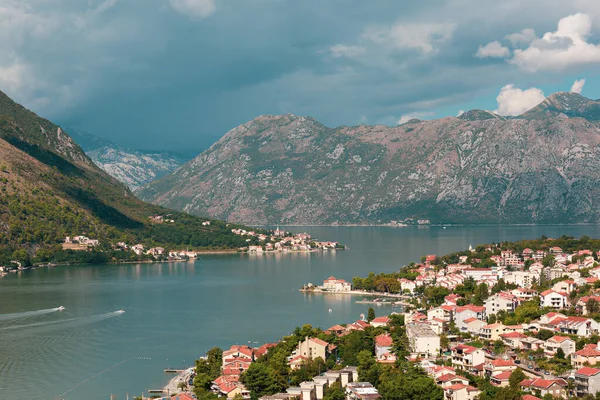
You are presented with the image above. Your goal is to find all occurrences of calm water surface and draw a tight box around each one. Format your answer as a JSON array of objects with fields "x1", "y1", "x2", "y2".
[{"x1": 1, "y1": 225, "x2": 600, "y2": 399}]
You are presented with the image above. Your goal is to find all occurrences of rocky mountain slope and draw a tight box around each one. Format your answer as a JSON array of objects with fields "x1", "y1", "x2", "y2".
[
  {"x1": 0, "y1": 90, "x2": 256, "y2": 263},
  {"x1": 139, "y1": 92, "x2": 600, "y2": 225},
  {"x1": 69, "y1": 131, "x2": 187, "y2": 190},
  {"x1": 520, "y1": 92, "x2": 600, "y2": 121}
]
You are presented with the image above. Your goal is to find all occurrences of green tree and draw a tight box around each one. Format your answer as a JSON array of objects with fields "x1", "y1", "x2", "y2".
[
  {"x1": 555, "y1": 348, "x2": 565, "y2": 359},
  {"x1": 472, "y1": 283, "x2": 490, "y2": 306},
  {"x1": 508, "y1": 368, "x2": 526, "y2": 388},
  {"x1": 588, "y1": 299, "x2": 600, "y2": 315},
  {"x1": 323, "y1": 382, "x2": 345, "y2": 400},
  {"x1": 367, "y1": 307, "x2": 376, "y2": 322}
]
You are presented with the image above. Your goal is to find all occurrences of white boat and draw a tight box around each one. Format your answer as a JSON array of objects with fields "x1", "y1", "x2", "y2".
[{"x1": 57, "y1": 306, "x2": 65, "y2": 311}]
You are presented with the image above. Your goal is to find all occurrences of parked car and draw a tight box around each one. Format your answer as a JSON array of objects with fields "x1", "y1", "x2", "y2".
[
  {"x1": 515, "y1": 360, "x2": 521, "y2": 364},
  {"x1": 528, "y1": 364, "x2": 533, "y2": 369},
  {"x1": 534, "y1": 368, "x2": 541, "y2": 372}
]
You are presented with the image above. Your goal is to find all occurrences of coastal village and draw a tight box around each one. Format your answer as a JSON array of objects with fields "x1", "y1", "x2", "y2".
[
  {"x1": 57, "y1": 226, "x2": 341, "y2": 262},
  {"x1": 160, "y1": 238, "x2": 600, "y2": 400}
]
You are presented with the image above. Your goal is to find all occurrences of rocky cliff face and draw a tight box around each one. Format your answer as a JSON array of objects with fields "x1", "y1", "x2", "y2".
[
  {"x1": 69, "y1": 131, "x2": 187, "y2": 190},
  {"x1": 138, "y1": 94, "x2": 600, "y2": 225},
  {"x1": 87, "y1": 146, "x2": 187, "y2": 190}
]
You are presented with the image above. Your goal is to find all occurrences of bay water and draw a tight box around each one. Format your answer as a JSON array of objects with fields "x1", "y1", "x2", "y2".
[{"x1": 1, "y1": 225, "x2": 599, "y2": 399}]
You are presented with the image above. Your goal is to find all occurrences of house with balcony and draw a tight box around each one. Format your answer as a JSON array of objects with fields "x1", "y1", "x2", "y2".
[
  {"x1": 574, "y1": 367, "x2": 600, "y2": 397},
  {"x1": 572, "y1": 344, "x2": 600, "y2": 368},
  {"x1": 484, "y1": 293, "x2": 516, "y2": 317},
  {"x1": 499, "y1": 331, "x2": 528, "y2": 350},
  {"x1": 443, "y1": 384, "x2": 480, "y2": 400},
  {"x1": 520, "y1": 378, "x2": 568, "y2": 398},
  {"x1": 544, "y1": 335, "x2": 576, "y2": 357},
  {"x1": 540, "y1": 290, "x2": 570, "y2": 309},
  {"x1": 450, "y1": 344, "x2": 485, "y2": 372},
  {"x1": 436, "y1": 373, "x2": 470, "y2": 388},
  {"x1": 558, "y1": 317, "x2": 600, "y2": 337},
  {"x1": 552, "y1": 280, "x2": 576, "y2": 295},
  {"x1": 490, "y1": 371, "x2": 512, "y2": 387},
  {"x1": 454, "y1": 305, "x2": 485, "y2": 331},
  {"x1": 484, "y1": 359, "x2": 516, "y2": 377}
]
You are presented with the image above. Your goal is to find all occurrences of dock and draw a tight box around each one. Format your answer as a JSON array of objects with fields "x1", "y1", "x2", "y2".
[{"x1": 164, "y1": 368, "x2": 184, "y2": 373}]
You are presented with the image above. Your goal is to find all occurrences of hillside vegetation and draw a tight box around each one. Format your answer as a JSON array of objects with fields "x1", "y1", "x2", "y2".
[{"x1": 0, "y1": 90, "x2": 256, "y2": 266}]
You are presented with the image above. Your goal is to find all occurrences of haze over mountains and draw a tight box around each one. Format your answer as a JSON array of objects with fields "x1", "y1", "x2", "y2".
[
  {"x1": 138, "y1": 92, "x2": 600, "y2": 225},
  {"x1": 69, "y1": 130, "x2": 189, "y2": 190}
]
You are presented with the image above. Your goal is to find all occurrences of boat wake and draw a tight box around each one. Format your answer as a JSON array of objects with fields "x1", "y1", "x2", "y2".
[
  {"x1": 0, "y1": 306, "x2": 65, "y2": 322},
  {"x1": 0, "y1": 310, "x2": 125, "y2": 333}
]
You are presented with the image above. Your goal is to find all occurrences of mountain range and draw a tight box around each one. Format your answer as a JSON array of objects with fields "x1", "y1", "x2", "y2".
[
  {"x1": 69, "y1": 130, "x2": 189, "y2": 190},
  {"x1": 138, "y1": 92, "x2": 600, "y2": 225},
  {"x1": 0, "y1": 90, "x2": 257, "y2": 264}
]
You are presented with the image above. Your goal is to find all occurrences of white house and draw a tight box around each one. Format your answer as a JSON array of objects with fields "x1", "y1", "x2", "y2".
[
  {"x1": 406, "y1": 324, "x2": 440, "y2": 357},
  {"x1": 484, "y1": 293, "x2": 516, "y2": 316},
  {"x1": 540, "y1": 290, "x2": 570, "y2": 309},
  {"x1": 544, "y1": 335, "x2": 576, "y2": 357},
  {"x1": 454, "y1": 305, "x2": 485, "y2": 331},
  {"x1": 321, "y1": 276, "x2": 352, "y2": 292}
]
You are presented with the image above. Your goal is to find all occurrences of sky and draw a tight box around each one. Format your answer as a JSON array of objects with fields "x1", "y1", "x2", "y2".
[{"x1": 2, "y1": 0, "x2": 600, "y2": 153}]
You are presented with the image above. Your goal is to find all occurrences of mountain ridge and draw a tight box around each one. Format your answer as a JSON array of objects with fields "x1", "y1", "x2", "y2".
[
  {"x1": 138, "y1": 93, "x2": 600, "y2": 225},
  {"x1": 67, "y1": 130, "x2": 189, "y2": 190}
]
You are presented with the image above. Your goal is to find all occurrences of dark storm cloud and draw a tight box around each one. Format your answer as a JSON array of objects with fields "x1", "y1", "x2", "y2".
[{"x1": 1, "y1": 0, "x2": 599, "y2": 151}]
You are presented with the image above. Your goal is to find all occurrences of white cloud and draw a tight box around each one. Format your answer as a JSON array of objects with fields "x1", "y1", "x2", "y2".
[
  {"x1": 511, "y1": 13, "x2": 600, "y2": 72},
  {"x1": 457, "y1": 110, "x2": 464, "y2": 116},
  {"x1": 505, "y1": 28, "x2": 537, "y2": 47},
  {"x1": 365, "y1": 22, "x2": 455, "y2": 54},
  {"x1": 494, "y1": 84, "x2": 546, "y2": 116},
  {"x1": 475, "y1": 41, "x2": 510, "y2": 58},
  {"x1": 570, "y1": 78, "x2": 586, "y2": 94},
  {"x1": 398, "y1": 111, "x2": 433, "y2": 124},
  {"x1": 329, "y1": 44, "x2": 365, "y2": 58},
  {"x1": 169, "y1": 0, "x2": 216, "y2": 19},
  {"x1": 0, "y1": 61, "x2": 32, "y2": 93}
]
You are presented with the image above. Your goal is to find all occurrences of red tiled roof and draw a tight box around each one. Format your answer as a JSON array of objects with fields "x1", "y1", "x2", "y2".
[
  {"x1": 575, "y1": 344, "x2": 600, "y2": 357},
  {"x1": 548, "y1": 335, "x2": 570, "y2": 343},
  {"x1": 456, "y1": 305, "x2": 485, "y2": 313},
  {"x1": 527, "y1": 378, "x2": 567, "y2": 389},
  {"x1": 576, "y1": 366, "x2": 600, "y2": 376},
  {"x1": 489, "y1": 359, "x2": 515, "y2": 367},
  {"x1": 444, "y1": 384, "x2": 478, "y2": 392},
  {"x1": 375, "y1": 334, "x2": 394, "y2": 347},
  {"x1": 437, "y1": 373, "x2": 460, "y2": 382},
  {"x1": 326, "y1": 324, "x2": 345, "y2": 332},
  {"x1": 492, "y1": 371, "x2": 512, "y2": 380},
  {"x1": 308, "y1": 337, "x2": 330, "y2": 347},
  {"x1": 171, "y1": 394, "x2": 196, "y2": 400},
  {"x1": 500, "y1": 332, "x2": 527, "y2": 339},
  {"x1": 522, "y1": 395, "x2": 542, "y2": 400},
  {"x1": 371, "y1": 316, "x2": 390, "y2": 323},
  {"x1": 452, "y1": 344, "x2": 479, "y2": 354}
]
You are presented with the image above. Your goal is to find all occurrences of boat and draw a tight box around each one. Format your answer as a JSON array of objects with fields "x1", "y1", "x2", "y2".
[
  {"x1": 57, "y1": 306, "x2": 65, "y2": 311},
  {"x1": 116, "y1": 309, "x2": 125, "y2": 314}
]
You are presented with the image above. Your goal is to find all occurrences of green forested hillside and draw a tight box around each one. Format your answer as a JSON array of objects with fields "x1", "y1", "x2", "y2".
[{"x1": 0, "y1": 90, "x2": 260, "y2": 266}]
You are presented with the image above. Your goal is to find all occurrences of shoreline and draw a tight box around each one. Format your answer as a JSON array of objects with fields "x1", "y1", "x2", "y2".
[
  {"x1": 162, "y1": 368, "x2": 194, "y2": 396},
  {"x1": 299, "y1": 288, "x2": 411, "y2": 300}
]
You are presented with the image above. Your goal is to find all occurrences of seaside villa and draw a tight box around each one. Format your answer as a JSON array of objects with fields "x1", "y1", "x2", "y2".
[{"x1": 322, "y1": 276, "x2": 352, "y2": 292}]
